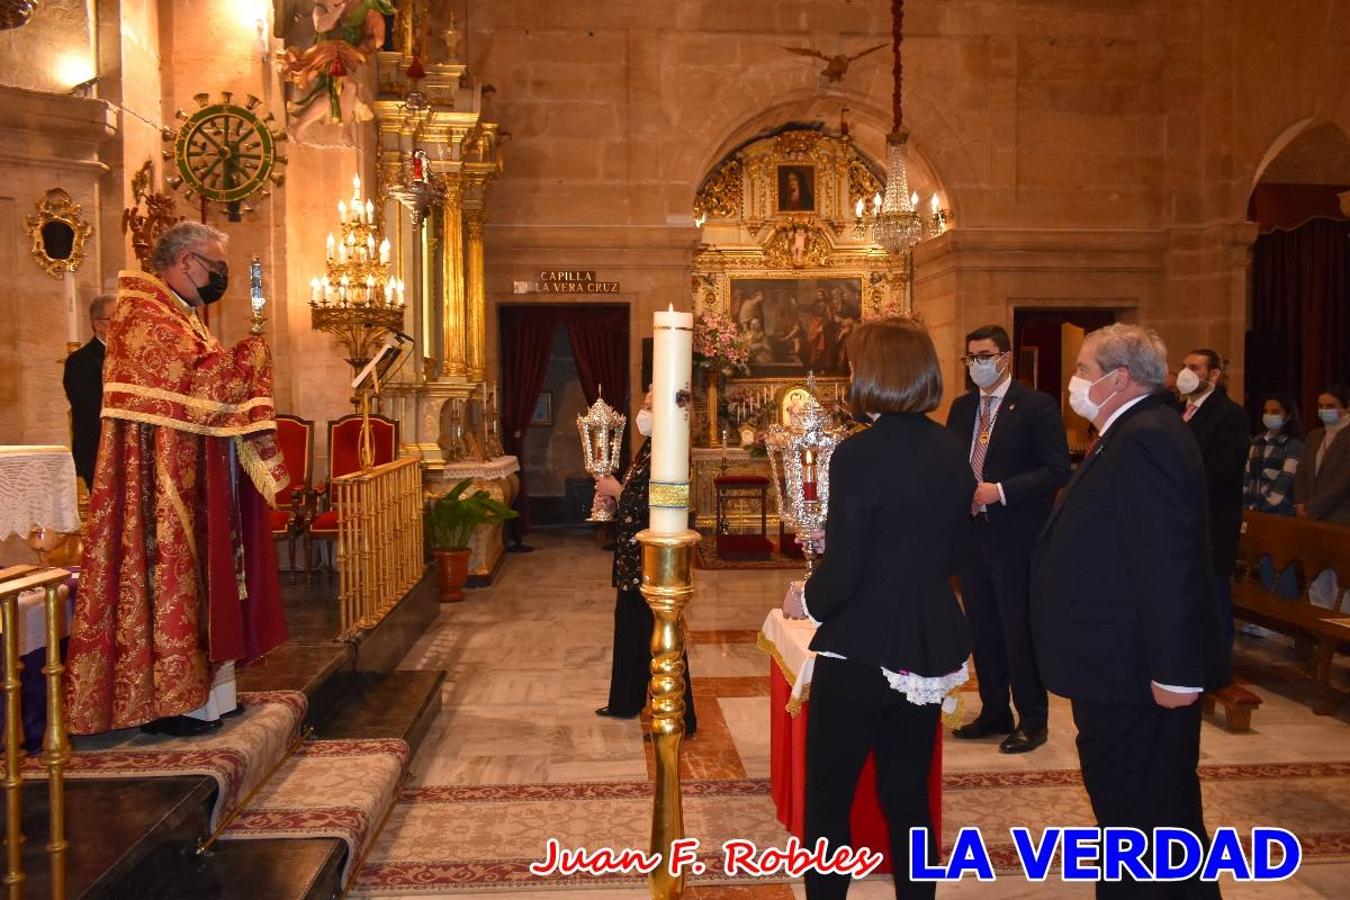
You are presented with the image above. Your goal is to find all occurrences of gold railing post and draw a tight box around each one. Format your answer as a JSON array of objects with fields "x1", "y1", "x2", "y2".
[
  {"x1": 1, "y1": 586, "x2": 24, "y2": 899},
  {"x1": 42, "y1": 581, "x2": 70, "y2": 900},
  {"x1": 636, "y1": 528, "x2": 700, "y2": 900}
]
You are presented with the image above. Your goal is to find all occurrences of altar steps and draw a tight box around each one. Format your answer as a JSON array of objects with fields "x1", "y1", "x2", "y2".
[{"x1": 5, "y1": 573, "x2": 445, "y2": 899}]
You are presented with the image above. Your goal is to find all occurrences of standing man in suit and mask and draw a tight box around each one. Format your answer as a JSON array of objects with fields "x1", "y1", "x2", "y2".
[
  {"x1": 1033, "y1": 324, "x2": 1227, "y2": 899},
  {"x1": 1177, "y1": 349, "x2": 1249, "y2": 653},
  {"x1": 62, "y1": 294, "x2": 115, "y2": 489},
  {"x1": 947, "y1": 325, "x2": 1070, "y2": 753}
]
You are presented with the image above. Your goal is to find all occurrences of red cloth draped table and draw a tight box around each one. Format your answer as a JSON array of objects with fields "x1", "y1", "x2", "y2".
[{"x1": 759, "y1": 609, "x2": 942, "y2": 873}]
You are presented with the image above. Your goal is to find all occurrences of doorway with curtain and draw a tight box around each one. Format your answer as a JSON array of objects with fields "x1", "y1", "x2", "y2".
[
  {"x1": 498, "y1": 304, "x2": 630, "y2": 538},
  {"x1": 1013, "y1": 307, "x2": 1119, "y2": 459}
]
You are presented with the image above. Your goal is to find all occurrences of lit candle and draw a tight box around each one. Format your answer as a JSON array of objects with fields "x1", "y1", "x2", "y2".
[
  {"x1": 365, "y1": 199, "x2": 374, "y2": 223},
  {"x1": 930, "y1": 193, "x2": 940, "y2": 215},
  {"x1": 326, "y1": 233, "x2": 335, "y2": 260},
  {"x1": 650, "y1": 303, "x2": 693, "y2": 535},
  {"x1": 384, "y1": 280, "x2": 393, "y2": 304},
  {"x1": 872, "y1": 192, "x2": 882, "y2": 214},
  {"x1": 910, "y1": 191, "x2": 919, "y2": 209},
  {"x1": 854, "y1": 197, "x2": 865, "y2": 219},
  {"x1": 338, "y1": 243, "x2": 347, "y2": 263},
  {"x1": 802, "y1": 448, "x2": 818, "y2": 501},
  {"x1": 338, "y1": 200, "x2": 347, "y2": 224},
  {"x1": 379, "y1": 238, "x2": 390, "y2": 265},
  {"x1": 397, "y1": 278, "x2": 406, "y2": 305},
  {"x1": 309, "y1": 276, "x2": 320, "y2": 303},
  {"x1": 366, "y1": 274, "x2": 375, "y2": 301},
  {"x1": 367, "y1": 235, "x2": 375, "y2": 258},
  {"x1": 352, "y1": 173, "x2": 361, "y2": 201}
]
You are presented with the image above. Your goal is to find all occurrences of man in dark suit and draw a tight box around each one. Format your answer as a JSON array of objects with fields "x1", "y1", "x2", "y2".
[
  {"x1": 1033, "y1": 324, "x2": 1227, "y2": 899},
  {"x1": 62, "y1": 294, "x2": 114, "y2": 488},
  {"x1": 947, "y1": 325, "x2": 1069, "y2": 753},
  {"x1": 1177, "y1": 349, "x2": 1249, "y2": 653}
]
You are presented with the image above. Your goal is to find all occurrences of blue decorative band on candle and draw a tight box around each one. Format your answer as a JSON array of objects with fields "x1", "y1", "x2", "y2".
[{"x1": 648, "y1": 482, "x2": 690, "y2": 508}]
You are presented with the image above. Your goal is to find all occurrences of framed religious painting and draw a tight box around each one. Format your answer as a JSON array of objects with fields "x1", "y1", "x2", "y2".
[
  {"x1": 776, "y1": 165, "x2": 815, "y2": 212},
  {"x1": 729, "y1": 277, "x2": 863, "y2": 376},
  {"x1": 530, "y1": 392, "x2": 554, "y2": 426}
]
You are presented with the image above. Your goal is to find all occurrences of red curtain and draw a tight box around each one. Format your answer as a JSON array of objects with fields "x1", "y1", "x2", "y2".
[
  {"x1": 1250, "y1": 217, "x2": 1350, "y2": 423},
  {"x1": 498, "y1": 304, "x2": 631, "y2": 536}
]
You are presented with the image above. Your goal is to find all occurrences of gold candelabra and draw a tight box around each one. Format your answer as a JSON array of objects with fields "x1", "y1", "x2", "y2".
[{"x1": 310, "y1": 174, "x2": 406, "y2": 372}]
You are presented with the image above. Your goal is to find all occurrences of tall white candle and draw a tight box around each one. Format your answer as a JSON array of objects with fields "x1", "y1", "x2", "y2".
[
  {"x1": 64, "y1": 270, "x2": 78, "y2": 343},
  {"x1": 650, "y1": 304, "x2": 693, "y2": 535}
]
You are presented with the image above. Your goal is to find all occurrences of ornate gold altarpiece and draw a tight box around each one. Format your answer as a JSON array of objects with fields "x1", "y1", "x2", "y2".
[
  {"x1": 367, "y1": 3, "x2": 513, "y2": 579},
  {"x1": 689, "y1": 127, "x2": 908, "y2": 528}
]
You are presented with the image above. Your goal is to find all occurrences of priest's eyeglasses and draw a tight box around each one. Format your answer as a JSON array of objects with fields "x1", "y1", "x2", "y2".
[
  {"x1": 960, "y1": 351, "x2": 1005, "y2": 364},
  {"x1": 190, "y1": 252, "x2": 228, "y2": 276}
]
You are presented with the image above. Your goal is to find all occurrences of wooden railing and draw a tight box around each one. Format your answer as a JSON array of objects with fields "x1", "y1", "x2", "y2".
[
  {"x1": 332, "y1": 455, "x2": 426, "y2": 638},
  {"x1": 0, "y1": 564, "x2": 72, "y2": 900}
]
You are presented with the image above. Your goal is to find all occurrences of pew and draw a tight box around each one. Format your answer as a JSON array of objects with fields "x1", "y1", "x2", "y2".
[{"x1": 1231, "y1": 511, "x2": 1350, "y2": 716}]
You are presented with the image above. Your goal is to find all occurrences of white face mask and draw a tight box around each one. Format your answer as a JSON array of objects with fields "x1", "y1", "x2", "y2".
[
  {"x1": 1067, "y1": 370, "x2": 1119, "y2": 422},
  {"x1": 1261, "y1": 414, "x2": 1285, "y2": 431},
  {"x1": 967, "y1": 356, "x2": 1003, "y2": 390},
  {"x1": 1176, "y1": 367, "x2": 1203, "y2": 395},
  {"x1": 635, "y1": 408, "x2": 653, "y2": 437},
  {"x1": 1319, "y1": 408, "x2": 1342, "y2": 427}
]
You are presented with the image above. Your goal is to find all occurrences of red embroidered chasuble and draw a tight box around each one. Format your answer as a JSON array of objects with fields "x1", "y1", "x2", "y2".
[{"x1": 65, "y1": 271, "x2": 290, "y2": 734}]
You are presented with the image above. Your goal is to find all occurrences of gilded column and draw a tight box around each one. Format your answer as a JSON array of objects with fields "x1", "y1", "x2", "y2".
[
  {"x1": 465, "y1": 207, "x2": 488, "y2": 383},
  {"x1": 441, "y1": 178, "x2": 468, "y2": 378}
]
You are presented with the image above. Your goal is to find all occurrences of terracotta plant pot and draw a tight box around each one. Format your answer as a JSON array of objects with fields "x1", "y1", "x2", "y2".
[{"x1": 432, "y1": 548, "x2": 472, "y2": 602}]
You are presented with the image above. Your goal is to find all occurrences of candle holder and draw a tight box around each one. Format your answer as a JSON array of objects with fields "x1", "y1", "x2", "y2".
[
  {"x1": 576, "y1": 391, "x2": 627, "y2": 522},
  {"x1": 765, "y1": 375, "x2": 847, "y2": 576}
]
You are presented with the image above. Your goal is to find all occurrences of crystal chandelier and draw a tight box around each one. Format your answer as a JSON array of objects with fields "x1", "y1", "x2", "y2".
[
  {"x1": 872, "y1": 0, "x2": 923, "y2": 257},
  {"x1": 309, "y1": 174, "x2": 406, "y2": 372}
]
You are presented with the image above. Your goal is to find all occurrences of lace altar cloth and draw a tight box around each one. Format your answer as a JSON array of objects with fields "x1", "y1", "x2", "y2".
[
  {"x1": 0, "y1": 445, "x2": 79, "y2": 540},
  {"x1": 440, "y1": 455, "x2": 519, "y2": 482}
]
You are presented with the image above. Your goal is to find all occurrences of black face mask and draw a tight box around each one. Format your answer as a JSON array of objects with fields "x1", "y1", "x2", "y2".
[{"x1": 189, "y1": 257, "x2": 229, "y2": 305}]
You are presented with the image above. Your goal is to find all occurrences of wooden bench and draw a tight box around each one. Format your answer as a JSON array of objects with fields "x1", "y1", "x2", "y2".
[{"x1": 1231, "y1": 511, "x2": 1350, "y2": 717}]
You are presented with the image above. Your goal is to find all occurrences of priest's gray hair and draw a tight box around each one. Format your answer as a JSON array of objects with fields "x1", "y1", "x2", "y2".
[
  {"x1": 1087, "y1": 323, "x2": 1168, "y2": 390},
  {"x1": 149, "y1": 222, "x2": 229, "y2": 274}
]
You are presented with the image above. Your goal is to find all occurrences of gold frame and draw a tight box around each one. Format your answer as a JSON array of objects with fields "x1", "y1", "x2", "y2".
[{"x1": 24, "y1": 189, "x2": 92, "y2": 280}]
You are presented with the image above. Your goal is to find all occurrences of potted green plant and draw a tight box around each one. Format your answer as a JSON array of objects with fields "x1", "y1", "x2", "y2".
[{"x1": 427, "y1": 478, "x2": 518, "y2": 602}]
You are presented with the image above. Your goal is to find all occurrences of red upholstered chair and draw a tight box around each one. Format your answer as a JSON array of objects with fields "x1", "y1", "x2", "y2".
[
  {"x1": 271, "y1": 414, "x2": 315, "y2": 581},
  {"x1": 309, "y1": 414, "x2": 401, "y2": 573}
]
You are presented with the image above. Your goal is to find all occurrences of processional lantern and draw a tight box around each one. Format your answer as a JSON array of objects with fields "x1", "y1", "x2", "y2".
[
  {"x1": 765, "y1": 376, "x2": 847, "y2": 575},
  {"x1": 576, "y1": 388, "x2": 627, "y2": 522}
]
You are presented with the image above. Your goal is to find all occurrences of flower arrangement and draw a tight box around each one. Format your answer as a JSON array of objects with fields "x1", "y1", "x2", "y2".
[{"x1": 693, "y1": 310, "x2": 750, "y2": 376}]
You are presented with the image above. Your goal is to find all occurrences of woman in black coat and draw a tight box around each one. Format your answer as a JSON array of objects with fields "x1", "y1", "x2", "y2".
[{"x1": 783, "y1": 317, "x2": 973, "y2": 899}]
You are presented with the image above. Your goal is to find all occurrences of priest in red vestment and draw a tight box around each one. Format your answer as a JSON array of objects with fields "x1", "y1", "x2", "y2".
[{"x1": 65, "y1": 222, "x2": 289, "y2": 737}]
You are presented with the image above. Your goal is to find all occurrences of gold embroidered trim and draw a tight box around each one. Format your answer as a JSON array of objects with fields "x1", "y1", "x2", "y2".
[
  {"x1": 649, "y1": 482, "x2": 689, "y2": 508},
  {"x1": 103, "y1": 383, "x2": 273, "y2": 416},
  {"x1": 756, "y1": 631, "x2": 810, "y2": 717},
  {"x1": 236, "y1": 436, "x2": 285, "y2": 508},
  {"x1": 157, "y1": 452, "x2": 198, "y2": 569},
  {"x1": 102, "y1": 408, "x2": 276, "y2": 438}
]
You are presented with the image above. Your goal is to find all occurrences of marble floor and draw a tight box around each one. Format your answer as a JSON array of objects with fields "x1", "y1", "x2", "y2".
[{"x1": 387, "y1": 529, "x2": 1350, "y2": 898}]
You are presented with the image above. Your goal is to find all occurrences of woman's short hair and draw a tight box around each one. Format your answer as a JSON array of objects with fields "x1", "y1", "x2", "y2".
[{"x1": 846, "y1": 317, "x2": 943, "y2": 415}]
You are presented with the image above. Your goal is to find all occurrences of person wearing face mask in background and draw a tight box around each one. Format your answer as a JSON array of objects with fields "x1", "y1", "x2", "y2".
[
  {"x1": 945, "y1": 325, "x2": 1069, "y2": 754},
  {"x1": 1032, "y1": 325, "x2": 1227, "y2": 899},
  {"x1": 592, "y1": 389, "x2": 697, "y2": 735},
  {"x1": 1244, "y1": 394, "x2": 1304, "y2": 516},
  {"x1": 65, "y1": 222, "x2": 289, "y2": 738},
  {"x1": 1177, "y1": 349, "x2": 1249, "y2": 654},
  {"x1": 1294, "y1": 384, "x2": 1350, "y2": 524}
]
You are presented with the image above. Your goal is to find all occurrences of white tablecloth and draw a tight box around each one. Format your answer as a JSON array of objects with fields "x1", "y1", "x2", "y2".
[
  {"x1": 441, "y1": 455, "x2": 520, "y2": 482},
  {"x1": 12, "y1": 582, "x2": 75, "y2": 656},
  {"x1": 758, "y1": 608, "x2": 819, "y2": 715},
  {"x1": 0, "y1": 446, "x2": 80, "y2": 540}
]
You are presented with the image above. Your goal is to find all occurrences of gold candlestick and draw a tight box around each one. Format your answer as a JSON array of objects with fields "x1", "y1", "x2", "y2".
[{"x1": 638, "y1": 528, "x2": 700, "y2": 899}]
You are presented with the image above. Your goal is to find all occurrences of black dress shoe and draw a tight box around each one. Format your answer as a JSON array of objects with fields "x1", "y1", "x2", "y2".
[
  {"x1": 951, "y1": 717, "x2": 1015, "y2": 740},
  {"x1": 595, "y1": 706, "x2": 639, "y2": 719},
  {"x1": 140, "y1": 715, "x2": 224, "y2": 737},
  {"x1": 999, "y1": 726, "x2": 1048, "y2": 754}
]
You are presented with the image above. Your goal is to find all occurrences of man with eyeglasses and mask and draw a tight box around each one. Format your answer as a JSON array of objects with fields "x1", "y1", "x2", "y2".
[
  {"x1": 1176, "y1": 349, "x2": 1249, "y2": 653},
  {"x1": 946, "y1": 325, "x2": 1069, "y2": 754},
  {"x1": 65, "y1": 222, "x2": 289, "y2": 738}
]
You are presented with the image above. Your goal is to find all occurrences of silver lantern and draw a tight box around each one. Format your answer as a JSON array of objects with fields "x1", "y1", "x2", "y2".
[
  {"x1": 765, "y1": 376, "x2": 847, "y2": 575},
  {"x1": 576, "y1": 390, "x2": 627, "y2": 522}
]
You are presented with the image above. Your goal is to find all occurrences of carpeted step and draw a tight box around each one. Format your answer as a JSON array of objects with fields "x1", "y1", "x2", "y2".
[
  {"x1": 313, "y1": 669, "x2": 445, "y2": 757},
  {"x1": 221, "y1": 738, "x2": 409, "y2": 891},
  {"x1": 146, "y1": 837, "x2": 345, "y2": 900}
]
